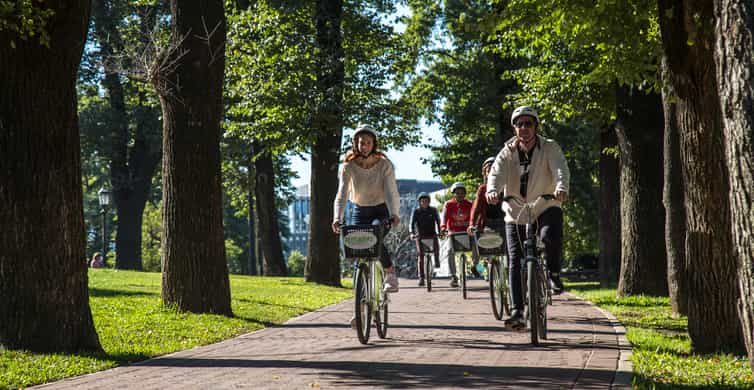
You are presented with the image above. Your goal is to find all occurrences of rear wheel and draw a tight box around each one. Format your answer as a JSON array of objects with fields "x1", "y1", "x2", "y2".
[
  {"x1": 425, "y1": 254, "x2": 432, "y2": 292},
  {"x1": 354, "y1": 265, "x2": 371, "y2": 344},
  {"x1": 489, "y1": 260, "x2": 508, "y2": 320},
  {"x1": 527, "y1": 260, "x2": 539, "y2": 346},
  {"x1": 460, "y1": 254, "x2": 467, "y2": 299}
]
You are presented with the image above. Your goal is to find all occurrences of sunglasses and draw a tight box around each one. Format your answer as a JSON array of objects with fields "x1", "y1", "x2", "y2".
[{"x1": 514, "y1": 120, "x2": 535, "y2": 129}]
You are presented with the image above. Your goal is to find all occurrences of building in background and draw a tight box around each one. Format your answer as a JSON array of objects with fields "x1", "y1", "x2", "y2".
[{"x1": 284, "y1": 179, "x2": 445, "y2": 258}]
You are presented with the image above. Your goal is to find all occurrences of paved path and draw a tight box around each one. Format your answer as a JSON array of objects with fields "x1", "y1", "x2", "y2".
[{"x1": 35, "y1": 278, "x2": 631, "y2": 389}]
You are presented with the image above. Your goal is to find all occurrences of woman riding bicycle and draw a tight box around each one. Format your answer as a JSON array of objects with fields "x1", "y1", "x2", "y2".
[
  {"x1": 332, "y1": 124, "x2": 401, "y2": 293},
  {"x1": 409, "y1": 192, "x2": 441, "y2": 286},
  {"x1": 467, "y1": 157, "x2": 506, "y2": 277},
  {"x1": 485, "y1": 106, "x2": 570, "y2": 329}
]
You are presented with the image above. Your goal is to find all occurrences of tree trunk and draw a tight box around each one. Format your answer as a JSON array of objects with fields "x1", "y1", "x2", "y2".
[
  {"x1": 92, "y1": 0, "x2": 161, "y2": 270},
  {"x1": 615, "y1": 87, "x2": 668, "y2": 297},
  {"x1": 156, "y1": 0, "x2": 232, "y2": 315},
  {"x1": 599, "y1": 126, "x2": 621, "y2": 288},
  {"x1": 713, "y1": 0, "x2": 754, "y2": 368},
  {"x1": 254, "y1": 143, "x2": 288, "y2": 276},
  {"x1": 247, "y1": 144, "x2": 258, "y2": 276},
  {"x1": 305, "y1": 0, "x2": 344, "y2": 286},
  {"x1": 659, "y1": 0, "x2": 744, "y2": 353},
  {"x1": 661, "y1": 56, "x2": 689, "y2": 316},
  {"x1": 0, "y1": 0, "x2": 102, "y2": 352}
]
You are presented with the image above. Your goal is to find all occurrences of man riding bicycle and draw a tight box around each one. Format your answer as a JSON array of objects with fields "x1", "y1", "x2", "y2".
[
  {"x1": 441, "y1": 182, "x2": 472, "y2": 287},
  {"x1": 485, "y1": 106, "x2": 570, "y2": 329},
  {"x1": 409, "y1": 193, "x2": 441, "y2": 286}
]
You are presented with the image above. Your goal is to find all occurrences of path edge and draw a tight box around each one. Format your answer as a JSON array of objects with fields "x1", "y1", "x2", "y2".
[{"x1": 564, "y1": 292, "x2": 633, "y2": 389}]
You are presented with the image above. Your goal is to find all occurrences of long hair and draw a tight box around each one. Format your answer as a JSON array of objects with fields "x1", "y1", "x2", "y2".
[{"x1": 345, "y1": 132, "x2": 385, "y2": 162}]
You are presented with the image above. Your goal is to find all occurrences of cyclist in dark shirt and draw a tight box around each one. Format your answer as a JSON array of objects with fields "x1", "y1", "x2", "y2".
[{"x1": 409, "y1": 193, "x2": 441, "y2": 286}]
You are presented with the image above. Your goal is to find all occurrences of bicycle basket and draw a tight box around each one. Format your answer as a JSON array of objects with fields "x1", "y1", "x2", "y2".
[
  {"x1": 476, "y1": 219, "x2": 506, "y2": 256},
  {"x1": 450, "y1": 232, "x2": 471, "y2": 252},
  {"x1": 341, "y1": 224, "x2": 382, "y2": 259},
  {"x1": 419, "y1": 237, "x2": 435, "y2": 253}
]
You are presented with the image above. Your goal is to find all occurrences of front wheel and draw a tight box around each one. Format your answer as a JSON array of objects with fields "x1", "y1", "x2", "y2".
[
  {"x1": 527, "y1": 260, "x2": 540, "y2": 346},
  {"x1": 460, "y1": 254, "x2": 467, "y2": 299},
  {"x1": 354, "y1": 265, "x2": 371, "y2": 344},
  {"x1": 375, "y1": 296, "x2": 389, "y2": 339},
  {"x1": 425, "y1": 254, "x2": 432, "y2": 292},
  {"x1": 538, "y1": 265, "x2": 549, "y2": 340}
]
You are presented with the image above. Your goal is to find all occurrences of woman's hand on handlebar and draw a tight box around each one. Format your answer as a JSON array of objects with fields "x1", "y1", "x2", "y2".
[
  {"x1": 332, "y1": 222, "x2": 341, "y2": 234},
  {"x1": 390, "y1": 215, "x2": 400, "y2": 226}
]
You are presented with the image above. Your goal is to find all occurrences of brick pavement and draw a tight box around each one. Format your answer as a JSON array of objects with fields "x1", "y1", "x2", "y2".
[{"x1": 34, "y1": 278, "x2": 631, "y2": 389}]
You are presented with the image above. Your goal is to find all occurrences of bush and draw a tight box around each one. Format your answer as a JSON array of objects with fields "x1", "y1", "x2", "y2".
[{"x1": 287, "y1": 250, "x2": 306, "y2": 276}]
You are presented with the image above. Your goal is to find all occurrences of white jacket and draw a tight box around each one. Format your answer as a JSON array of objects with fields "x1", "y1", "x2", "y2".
[{"x1": 486, "y1": 135, "x2": 570, "y2": 224}]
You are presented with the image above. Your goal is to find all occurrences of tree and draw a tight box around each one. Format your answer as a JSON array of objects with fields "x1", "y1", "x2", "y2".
[
  {"x1": 0, "y1": 0, "x2": 102, "y2": 352},
  {"x1": 253, "y1": 142, "x2": 288, "y2": 276},
  {"x1": 661, "y1": 57, "x2": 688, "y2": 315},
  {"x1": 614, "y1": 87, "x2": 667, "y2": 296},
  {"x1": 599, "y1": 127, "x2": 620, "y2": 287},
  {"x1": 712, "y1": 0, "x2": 754, "y2": 369},
  {"x1": 90, "y1": 0, "x2": 162, "y2": 270},
  {"x1": 155, "y1": 0, "x2": 231, "y2": 315},
  {"x1": 306, "y1": 0, "x2": 345, "y2": 286},
  {"x1": 658, "y1": 0, "x2": 743, "y2": 353}
]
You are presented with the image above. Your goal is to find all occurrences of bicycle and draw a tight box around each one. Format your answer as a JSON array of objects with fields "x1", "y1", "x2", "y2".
[
  {"x1": 471, "y1": 218, "x2": 510, "y2": 320},
  {"x1": 503, "y1": 194, "x2": 555, "y2": 345},
  {"x1": 448, "y1": 231, "x2": 473, "y2": 299},
  {"x1": 339, "y1": 219, "x2": 391, "y2": 344},
  {"x1": 414, "y1": 234, "x2": 437, "y2": 292}
]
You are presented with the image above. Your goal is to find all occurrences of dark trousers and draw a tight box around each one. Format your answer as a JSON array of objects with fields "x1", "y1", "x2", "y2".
[
  {"x1": 506, "y1": 207, "x2": 563, "y2": 311},
  {"x1": 415, "y1": 235, "x2": 439, "y2": 278},
  {"x1": 351, "y1": 203, "x2": 393, "y2": 269}
]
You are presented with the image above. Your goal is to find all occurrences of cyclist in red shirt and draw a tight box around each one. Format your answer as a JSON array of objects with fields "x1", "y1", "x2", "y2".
[{"x1": 441, "y1": 182, "x2": 472, "y2": 287}]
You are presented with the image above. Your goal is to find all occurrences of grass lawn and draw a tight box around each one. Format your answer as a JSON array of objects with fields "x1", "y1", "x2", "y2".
[
  {"x1": 567, "y1": 282, "x2": 754, "y2": 389},
  {"x1": 0, "y1": 269, "x2": 351, "y2": 389}
]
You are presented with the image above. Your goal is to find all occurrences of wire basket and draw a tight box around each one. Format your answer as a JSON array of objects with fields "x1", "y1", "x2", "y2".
[
  {"x1": 450, "y1": 232, "x2": 472, "y2": 252},
  {"x1": 418, "y1": 237, "x2": 435, "y2": 253},
  {"x1": 476, "y1": 218, "x2": 506, "y2": 256},
  {"x1": 341, "y1": 224, "x2": 384, "y2": 259}
]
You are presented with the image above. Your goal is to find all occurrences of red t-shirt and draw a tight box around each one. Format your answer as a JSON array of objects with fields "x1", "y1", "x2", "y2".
[{"x1": 441, "y1": 198, "x2": 473, "y2": 233}]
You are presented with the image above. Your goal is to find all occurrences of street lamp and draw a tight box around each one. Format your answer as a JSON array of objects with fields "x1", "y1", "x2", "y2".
[{"x1": 98, "y1": 187, "x2": 112, "y2": 266}]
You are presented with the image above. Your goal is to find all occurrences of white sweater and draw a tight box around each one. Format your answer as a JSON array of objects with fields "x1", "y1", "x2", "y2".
[
  {"x1": 487, "y1": 135, "x2": 570, "y2": 224},
  {"x1": 333, "y1": 157, "x2": 401, "y2": 223}
]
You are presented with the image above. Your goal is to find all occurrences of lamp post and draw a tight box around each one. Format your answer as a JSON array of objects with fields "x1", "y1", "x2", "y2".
[{"x1": 98, "y1": 187, "x2": 112, "y2": 266}]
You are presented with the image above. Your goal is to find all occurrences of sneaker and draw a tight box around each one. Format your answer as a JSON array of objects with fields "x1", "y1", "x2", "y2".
[
  {"x1": 384, "y1": 272, "x2": 399, "y2": 293},
  {"x1": 350, "y1": 316, "x2": 357, "y2": 329},
  {"x1": 450, "y1": 276, "x2": 459, "y2": 288},
  {"x1": 504, "y1": 309, "x2": 525, "y2": 330},
  {"x1": 550, "y1": 273, "x2": 565, "y2": 294},
  {"x1": 418, "y1": 278, "x2": 425, "y2": 287}
]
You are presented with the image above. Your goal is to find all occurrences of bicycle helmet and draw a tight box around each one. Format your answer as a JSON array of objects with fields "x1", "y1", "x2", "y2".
[
  {"x1": 450, "y1": 182, "x2": 466, "y2": 193},
  {"x1": 511, "y1": 106, "x2": 539, "y2": 126},
  {"x1": 353, "y1": 123, "x2": 377, "y2": 141},
  {"x1": 417, "y1": 192, "x2": 430, "y2": 201},
  {"x1": 351, "y1": 123, "x2": 379, "y2": 156}
]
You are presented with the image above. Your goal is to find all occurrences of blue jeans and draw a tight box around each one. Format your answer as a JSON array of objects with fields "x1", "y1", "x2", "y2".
[
  {"x1": 506, "y1": 207, "x2": 563, "y2": 311},
  {"x1": 351, "y1": 203, "x2": 393, "y2": 269}
]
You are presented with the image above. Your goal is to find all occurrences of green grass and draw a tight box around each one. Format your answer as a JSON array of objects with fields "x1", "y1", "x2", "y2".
[
  {"x1": 0, "y1": 270, "x2": 351, "y2": 389},
  {"x1": 567, "y1": 282, "x2": 754, "y2": 389}
]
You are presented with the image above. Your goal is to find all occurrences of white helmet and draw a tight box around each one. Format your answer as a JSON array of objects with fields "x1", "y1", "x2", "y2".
[
  {"x1": 511, "y1": 106, "x2": 539, "y2": 126},
  {"x1": 353, "y1": 123, "x2": 378, "y2": 140},
  {"x1": 450, "y1": 182, "x2": 466, "y2": 193}
]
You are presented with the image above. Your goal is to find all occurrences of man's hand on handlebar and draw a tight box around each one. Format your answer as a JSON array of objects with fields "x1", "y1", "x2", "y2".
[
  {"x1": 390, "y1": 215, "x2": 400, "y2": 226},
  {"x1": 486, "y1": 191, "x2": 499, "y2": 205},
  {"x1": 555, "y1": 190, "x2": 568, "y2": 202},
  {"x1": 332, "y1": 222, "x2": 341, "y2": 234}
]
